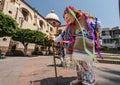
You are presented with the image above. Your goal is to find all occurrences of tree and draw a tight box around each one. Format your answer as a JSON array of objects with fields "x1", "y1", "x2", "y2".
[
  {"x1": 0, "y1": 12, "x2": 18, "y2": 37},
  {"x1": 12, "y1": 28, "x2": 46, "y2": 55},
  {"x1": 36, "y1": 37, "x2": 52, "y2": 47}
]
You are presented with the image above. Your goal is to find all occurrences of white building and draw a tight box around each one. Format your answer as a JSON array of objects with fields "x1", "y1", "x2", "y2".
[
  {"x1": 101, "y1": 26, "x2": 120, "y2": 48},
  {"x1": 0, "y1": 0, "x2": 61, "y2": 54}
]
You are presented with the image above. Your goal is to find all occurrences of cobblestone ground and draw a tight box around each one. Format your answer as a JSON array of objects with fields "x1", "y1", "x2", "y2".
[
  {"x1": 1, "y1": 55, "x2": 119, "y2": 85},
  {"x1": 16, "y1": 56, "x2": 77, "y2": 85}
]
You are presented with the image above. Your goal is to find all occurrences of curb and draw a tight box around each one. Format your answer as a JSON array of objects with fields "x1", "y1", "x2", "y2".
[{"x1": 97, "y1": 59, "x2": 120, "y2": 64}]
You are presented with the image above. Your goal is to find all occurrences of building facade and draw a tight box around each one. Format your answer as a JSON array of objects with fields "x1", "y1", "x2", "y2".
[
  {"x1": 0, "y1": 0, "x2": 60, "y2": 54},
  {"x1": 101, "y1": 26, "x2": 120, "y2": 48},
  {"x1": 45, "y1": 10, "x2": 61, "y2": 36}
]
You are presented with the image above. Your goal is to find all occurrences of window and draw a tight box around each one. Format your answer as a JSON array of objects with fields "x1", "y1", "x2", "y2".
[
  {"x1": 21, "y1": 8, "x2": 32, "y2": 22},
  {"x1": 33, "y1": 23, "x2": 36, "y2": 26},
  {"x1": 22, "y1": 9, "x2": 28, "y2": 21},
  {"x1": 52, "y1": 22, "x2": 56, "y2": 26},
  {"x1": 102, "y1": 39, "x2": 105, "y2": 44},
  {"x1": 39, "y1": 20, "x2": 44, "y2": 29},
  {"x1": 115, "y1": 30, "x2": 120, "y2": 34},
  {"x1": 102, "y1": 31, "x2": 105, "y2": 36},
  {"x1": 50, "y1": 27, "x2": 53, "y2": 32},
  {"x1": 3, "y1": 38, "x2": 7, "y2": 41},
  {"x1": 8, "y1": 10, "x2": 12, "y2": 14}
]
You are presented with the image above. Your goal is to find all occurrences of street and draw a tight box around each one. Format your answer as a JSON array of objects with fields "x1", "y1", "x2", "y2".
[{"x1": 0, "y1": 56, "x2": 120, "y2": 85}]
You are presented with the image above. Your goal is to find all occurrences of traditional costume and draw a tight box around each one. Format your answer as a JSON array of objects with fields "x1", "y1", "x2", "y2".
[{"x1": 55, "y1": 6, "x2": 103, "y2": 85}]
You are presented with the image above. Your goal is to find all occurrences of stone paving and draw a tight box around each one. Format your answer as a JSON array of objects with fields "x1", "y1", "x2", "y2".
[
  {"x1": 0, "y1": 55, "x2": 120, "y2": 85},
  {"x1": 15, "y1": 56, "x2": 120, "y2": 85},
  {"x1": 0, "y1": 57, "x2": 28, "y2": 85},
  {"x1": 16, "y1": 56, "x2": 77, "y2": 85}
]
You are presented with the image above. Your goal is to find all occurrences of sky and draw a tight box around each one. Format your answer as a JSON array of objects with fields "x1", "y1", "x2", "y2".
[{"x1": 25, "y1": 0, "x2": 120, "y2": 28}]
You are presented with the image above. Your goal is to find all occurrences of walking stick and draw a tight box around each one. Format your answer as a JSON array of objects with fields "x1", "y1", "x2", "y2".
[{"x1": 52, "y1": 41, "x2": 58, "y2": 85}]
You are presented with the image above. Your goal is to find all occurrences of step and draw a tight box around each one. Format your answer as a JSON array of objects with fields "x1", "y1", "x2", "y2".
[{"x1": 97, "y1": 59, "x2": 120, "y2": 64}]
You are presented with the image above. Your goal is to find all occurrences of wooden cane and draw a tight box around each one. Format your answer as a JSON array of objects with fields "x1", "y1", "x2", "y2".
[{"x1": 52, "y1": 42, "x2": 58, "y2": 85}]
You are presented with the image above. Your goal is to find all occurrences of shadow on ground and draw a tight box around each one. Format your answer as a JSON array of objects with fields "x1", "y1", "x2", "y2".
[
  {"x1": 96, "y1": 68, "x2": 120, "y2": 85},
  {"x1": 32, "y1": 76, "x2": 76, "y2": 85},
  {"x1": 100, "y1": 69, "x2": 120, "y2": 76},
  {"x1": 47, "y1": 64, "x2": 63, "y2": 67}
]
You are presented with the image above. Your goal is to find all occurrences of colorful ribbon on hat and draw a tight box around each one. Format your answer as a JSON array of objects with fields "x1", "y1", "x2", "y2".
[{"x1": 68, "y1": 8, "x2": 97, "y2": 58}]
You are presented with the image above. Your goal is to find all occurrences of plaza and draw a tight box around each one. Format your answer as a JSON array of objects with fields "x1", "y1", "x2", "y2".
[
  {"x1": 0, "y1": 0, "x2": 120, "y2": 85},
  {"x1": 0, "y1": 55, "x2": 120, "y2": 85}
]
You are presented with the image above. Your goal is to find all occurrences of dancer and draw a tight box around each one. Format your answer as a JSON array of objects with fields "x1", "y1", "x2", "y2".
[{"x1": 62, "y1": 6, "x2": 102, "y2": 85}]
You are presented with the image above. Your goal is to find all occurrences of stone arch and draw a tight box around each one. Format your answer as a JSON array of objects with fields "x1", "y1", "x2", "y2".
[
  {"x1": 20, "y1": 7, "x2": 32, "y2": 21},
  {"x1": 37, "y1": 19, "x2": 45, "y2": 30}
]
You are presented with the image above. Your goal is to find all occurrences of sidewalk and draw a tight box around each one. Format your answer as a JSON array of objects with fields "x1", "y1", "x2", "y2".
[
  {"x1": 16, "y1": 56, "x2": 76, "y2": 85},
  {"x1": 15, "y1": 55, "x2": 120, "y2": 85}
]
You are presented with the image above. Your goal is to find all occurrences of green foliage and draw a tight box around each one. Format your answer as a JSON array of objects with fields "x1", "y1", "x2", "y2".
[
  {"x1": 12, "y1": 28, "x2": 46, "y2": 55},
  {"x1": 12, "y1": 28, "x2": 32, "y2": 43},
  {"x1": 101, "y1": 46, "x2": 109, "y2": 51},
  {"x1": 41, "y1": 38, "x2": 52, "y2": 47},
  {"x1": 32, "y1": 30, "x2": 46, "y2": 44},
  {"x1": 31, "y1": 30, "x2": 52, "y2": 46},
  {"x1": 12, "y1": 28, "x2": 44, "y2": 44},
  {"x1": 0, "y1": 12, "x2": 18, "y2": 37}
]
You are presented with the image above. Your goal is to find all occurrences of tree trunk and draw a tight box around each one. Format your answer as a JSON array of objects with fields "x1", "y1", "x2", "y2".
[{"x1": 23, "y1": 42, "x2": 28, "y2": 56}]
